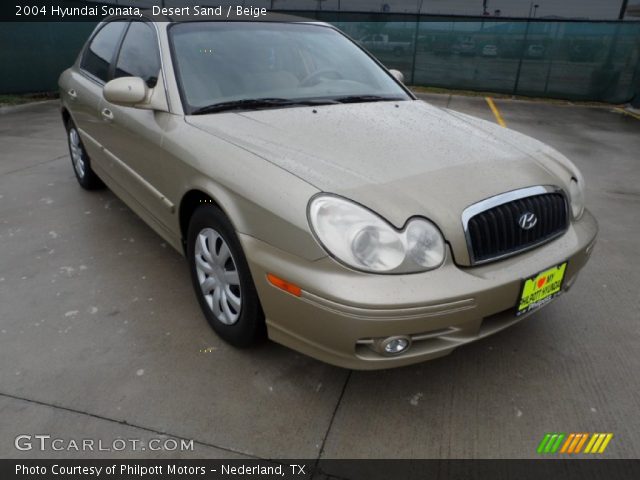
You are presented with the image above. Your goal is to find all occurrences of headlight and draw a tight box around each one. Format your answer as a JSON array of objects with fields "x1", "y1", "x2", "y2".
[
  {"x1": 568, "y1": 177, "x2": 585, "y2": 219},
  {"x1": 308, "y1": 195, "x2": 445, "y2": 273}
]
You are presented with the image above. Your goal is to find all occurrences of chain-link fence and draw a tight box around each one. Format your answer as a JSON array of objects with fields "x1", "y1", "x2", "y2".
[
  {"x1": 331, "y1": 16, "x2": 640, "y2": 103},
  {"x1": 1, "y1": 11, "x2": 639, "y2": 103}
]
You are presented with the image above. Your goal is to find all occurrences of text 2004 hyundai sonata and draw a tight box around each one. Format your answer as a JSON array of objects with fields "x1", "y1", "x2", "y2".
[{"x1": 59, "y1": 17, "x2": 597, "y2": 369}]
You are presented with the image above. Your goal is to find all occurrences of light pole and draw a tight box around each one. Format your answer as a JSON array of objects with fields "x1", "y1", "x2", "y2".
[
  {"x1": 514, "y1": 2, "x2": 538, "y2": 94},
  {"x1": 409, "y1": 0, "x2": 425, "y2": 84}
]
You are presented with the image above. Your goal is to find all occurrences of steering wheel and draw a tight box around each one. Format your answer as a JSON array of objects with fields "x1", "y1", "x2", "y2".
[{"x1": 300, "y1": 69, "x2": 343, "y2": 87}]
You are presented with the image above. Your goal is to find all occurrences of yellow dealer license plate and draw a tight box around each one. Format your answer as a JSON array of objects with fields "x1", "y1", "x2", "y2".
[{"x1": 516, "y1": 262, "x2": 567, "y2": 316}]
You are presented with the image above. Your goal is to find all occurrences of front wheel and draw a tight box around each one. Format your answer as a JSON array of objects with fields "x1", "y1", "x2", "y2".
[{"x1": 187, "y1": 205, "x2": 265, "y2": 347}]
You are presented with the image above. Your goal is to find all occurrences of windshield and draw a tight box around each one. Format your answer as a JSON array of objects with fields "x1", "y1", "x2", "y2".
[{"x1": 169, "y1": 22, "x2": 410, "y2": 113}]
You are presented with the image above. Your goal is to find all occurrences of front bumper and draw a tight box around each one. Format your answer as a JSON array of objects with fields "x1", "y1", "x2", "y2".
[{"x1": 241, "y1": 209, "x2": 598, "y2": 370}]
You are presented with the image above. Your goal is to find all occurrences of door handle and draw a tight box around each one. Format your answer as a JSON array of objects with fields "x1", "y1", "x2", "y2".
[
  {"x1": 67, "y1": 89, "x2": 77, "y2": 100},
  {"x1": 101, "y1": 108, "x2": 114, "y2": 122}
]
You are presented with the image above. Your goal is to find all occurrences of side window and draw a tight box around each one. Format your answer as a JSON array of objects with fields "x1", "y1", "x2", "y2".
[
  {"x1": 81, "y1": 22, "x2": 127, "y2": 82},
  {"x1": 115, "y1": 22, "x2": 161, "y2": 88}
]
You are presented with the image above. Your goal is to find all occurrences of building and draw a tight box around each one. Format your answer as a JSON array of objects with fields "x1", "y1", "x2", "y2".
[{"x1": 627, "y1": 1, "x2": 640, "y2": 17}]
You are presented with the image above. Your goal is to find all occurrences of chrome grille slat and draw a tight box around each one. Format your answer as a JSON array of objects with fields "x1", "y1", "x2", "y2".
[{"x1": 462, "y1": 186, "x2": 569, "y2": 265}]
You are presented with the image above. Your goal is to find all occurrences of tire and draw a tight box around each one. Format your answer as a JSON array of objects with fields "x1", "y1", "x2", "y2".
[
  {"x1": 187, "y1": 204, "x2": 265, "y2": 347},
  {"x1": 65, "y1": 119, "x2": 104, "y2": 190}
]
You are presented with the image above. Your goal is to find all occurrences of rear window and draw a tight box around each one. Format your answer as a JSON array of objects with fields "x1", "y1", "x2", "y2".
[{"x1": 81, "y1": 22, "x2": 127, "y2": 82}]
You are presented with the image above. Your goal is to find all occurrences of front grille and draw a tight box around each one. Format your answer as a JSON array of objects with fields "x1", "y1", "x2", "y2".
[{"x1": 465, "y1": 192, "x2": 568, "y2": 264}]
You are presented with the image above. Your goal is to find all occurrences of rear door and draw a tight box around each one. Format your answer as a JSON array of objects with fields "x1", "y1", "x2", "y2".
[{"x1": 67, "y1": 21, "x2": 128, "y2": 172}]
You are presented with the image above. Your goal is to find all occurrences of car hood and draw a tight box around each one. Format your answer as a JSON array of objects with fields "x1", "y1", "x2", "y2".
[{"x1": 186, "y1": 100, "x2": 576, "y2": 265}]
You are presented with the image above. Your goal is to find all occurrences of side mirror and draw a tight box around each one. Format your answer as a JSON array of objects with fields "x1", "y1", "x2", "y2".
[
  {"x1": 103, "y1": 77, "x2": 148, "y2": 106},
  {"x1": 389, "y1": 69, "x2": 405, "y2": 84}
]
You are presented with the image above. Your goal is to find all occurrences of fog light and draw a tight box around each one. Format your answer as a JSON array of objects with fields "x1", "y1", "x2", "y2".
[{"x1": 378, "y1": 336, "x2": 411, "y2": 356}]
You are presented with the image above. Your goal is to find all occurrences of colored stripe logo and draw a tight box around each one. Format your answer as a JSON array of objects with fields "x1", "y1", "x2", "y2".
[{"x1": 537, "y1": 433, "x2": 613, "y2": 454}]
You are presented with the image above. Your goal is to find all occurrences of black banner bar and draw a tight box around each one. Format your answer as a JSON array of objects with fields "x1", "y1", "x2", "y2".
[
  {"x1": 3, "y1": 1, "x2": 640, "y2": 23},
  {"x1": 2, "y1": 460, "x2": 640, "y2": 480}
]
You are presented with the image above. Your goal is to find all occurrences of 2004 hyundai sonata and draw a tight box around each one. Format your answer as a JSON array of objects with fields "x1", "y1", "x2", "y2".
[{"x1": 59, "y1": 16, "x2": 598, "y2": 369}]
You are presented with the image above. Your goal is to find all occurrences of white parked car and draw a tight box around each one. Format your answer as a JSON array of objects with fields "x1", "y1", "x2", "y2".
[{"x1": 482, "y1": 44, "x2": 499, "y2": 57}]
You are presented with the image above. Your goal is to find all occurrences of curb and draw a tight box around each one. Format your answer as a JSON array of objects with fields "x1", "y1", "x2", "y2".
[{"x1": 0, "y1": 99, "x2": 58, "y2": 115}]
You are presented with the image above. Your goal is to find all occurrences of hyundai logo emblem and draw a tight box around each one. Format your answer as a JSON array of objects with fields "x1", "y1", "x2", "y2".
[{"x1": 518, "y1": 212, "x2": 538, "y2": 230}]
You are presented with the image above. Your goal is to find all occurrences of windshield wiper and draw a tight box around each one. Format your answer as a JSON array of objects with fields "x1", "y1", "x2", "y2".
[
  {"x1": 191, "y1": 98, "x2": 337, "y2": 115},
  {"x1": 333, "y1": 95, "x2": 405, "y2": 104}
]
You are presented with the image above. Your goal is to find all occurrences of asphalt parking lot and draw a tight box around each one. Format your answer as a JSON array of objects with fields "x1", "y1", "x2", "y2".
[{"x1": 1, "y1": 94, "x2": 639, "y2": 462}]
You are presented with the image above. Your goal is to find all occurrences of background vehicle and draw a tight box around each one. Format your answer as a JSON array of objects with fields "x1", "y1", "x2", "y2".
[
  {"x1": 453, "y1": 37, "x2": 477, "y2": 56},
  {"x1": 482, "y1": 44, "x2": 499, "y2": 57},
  {"x1": 527, "y1": 44, "x2": 546, "y2": 58},
  {"x1": 358, "y1": 34, "x2": 411, "y2": 56}
]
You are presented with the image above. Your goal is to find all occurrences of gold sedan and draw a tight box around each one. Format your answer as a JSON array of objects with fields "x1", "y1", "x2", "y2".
[{"x1": 59, "y1": 16, "x2": 597, "y2": 369}]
